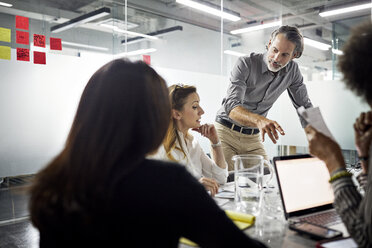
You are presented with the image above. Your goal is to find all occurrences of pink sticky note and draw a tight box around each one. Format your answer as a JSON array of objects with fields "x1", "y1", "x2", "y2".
[
  {"x1": 33, "y1": 51, "x2": 46, "y2": 65},
  {"x1": 16, "y1": 48, "x2": 30, "y2": 61},
  {"x1": 34, "y1": 34, "x2": 46, "y2": 48},
  {"x1": 16, "y1": 16, "x2": 29, "y2": 30},
  {"x1": 143, "y1": 55, "x2": 151, "y2": 65},
  {"x1": 16, "y1": 30, "x2": 29, "y2": 45},
  {"x1": 50, "y1": 37, "x2": 62, "y2": 50}
]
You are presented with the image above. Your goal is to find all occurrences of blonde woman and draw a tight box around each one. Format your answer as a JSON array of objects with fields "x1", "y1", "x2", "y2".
[{"x1": 154, "y1": 84, "x2": 228, "y2": 196}]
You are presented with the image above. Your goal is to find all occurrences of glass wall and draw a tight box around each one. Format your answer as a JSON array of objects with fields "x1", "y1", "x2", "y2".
[{"x1": 0, "y1": 0, "x2": 371, "y2": 223}]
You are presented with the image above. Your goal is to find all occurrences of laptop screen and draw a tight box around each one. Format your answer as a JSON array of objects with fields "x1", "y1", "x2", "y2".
[{"x1": 274, "y1": 155, "x2": 334, "y2": 215}]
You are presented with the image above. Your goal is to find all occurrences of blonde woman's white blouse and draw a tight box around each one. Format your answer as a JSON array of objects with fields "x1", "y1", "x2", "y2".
[{"x1": 152, "y1": 131, "x2": 228, "y2": 184}]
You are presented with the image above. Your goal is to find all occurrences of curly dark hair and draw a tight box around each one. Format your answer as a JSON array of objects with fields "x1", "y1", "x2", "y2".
[{"x1": 338, "y1": 22, "x2": 372, "y2": 104}]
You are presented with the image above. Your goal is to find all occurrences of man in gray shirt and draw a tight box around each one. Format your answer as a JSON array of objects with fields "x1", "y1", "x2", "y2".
[{"x1": 216, "y1": 25, "x2": 312, "y2": 171}]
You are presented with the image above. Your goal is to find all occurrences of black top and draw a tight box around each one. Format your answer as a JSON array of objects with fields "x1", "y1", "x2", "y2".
[{"x1": 38, "y1": 159, "x2": 266, "y2": 248}]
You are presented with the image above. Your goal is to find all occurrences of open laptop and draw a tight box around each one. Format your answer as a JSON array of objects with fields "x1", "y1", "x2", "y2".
[{"x1": 273, "y1": 154, "x2": 348, "y2": 235}]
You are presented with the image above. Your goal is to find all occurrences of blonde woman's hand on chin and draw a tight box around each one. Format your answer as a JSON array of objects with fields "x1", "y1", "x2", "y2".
[
  {"x1": 193, "y1": 124, "x2": 219, "y2": 144},
  {"x1": 199, "y1": 177, "x2": 219, "y2": 197},
  {"x1": 305, "y1": 125, "x2": 345, "y2": 174}
]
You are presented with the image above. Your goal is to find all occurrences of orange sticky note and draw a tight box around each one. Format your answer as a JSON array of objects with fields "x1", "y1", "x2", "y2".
[
  {"x1": 33, "y1": 51, "x2": 46, "y2": 64},
  {"x1": 50, "y1": 37, "x2": 62, "y2": 50},
  {"x1": 143, "y1": 55, "x2": 151, "y2": 65},
  {"x1": 17, "y1": 48, "x2": 30, "y2": 61},
  {"x1": 16, "y1": 16, "x2": 29, "y2": 30},
  {"x1": 34, "y1": 34, "x2": 46, "y2": 48},
  {"x1": 16, "y1": 30, "x2": 29, "y2": 45}
]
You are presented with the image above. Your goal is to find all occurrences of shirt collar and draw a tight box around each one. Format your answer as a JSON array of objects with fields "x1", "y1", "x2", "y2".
[
  {"x1": 261, "y1": 52, "x2": 291, "y2": 76},
  {"x1": 177, "y1": 130, "x2": 194, "y2": 142}
]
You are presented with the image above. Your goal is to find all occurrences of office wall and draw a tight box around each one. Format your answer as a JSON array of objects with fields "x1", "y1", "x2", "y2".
[
  {"x1": 1, "y1": 48, "x2": 368, "y2": 177},
  {"x1": 0, "y1": 51, "x2": 229, "y2": 177},
  {"x1": 0, "y1": 10, "x2": 368, "y2": 177},
  {"x1": 266, "y1": 80, "x2": 369, "y2": 150},
  {"x1": 0, "y1": 50, "x2": 112, "y2": 177}
]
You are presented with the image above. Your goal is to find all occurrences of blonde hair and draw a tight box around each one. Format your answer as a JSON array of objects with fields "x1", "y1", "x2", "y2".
[{"x1": 163, "y1": 84, "x2": 196, "y2": 161}]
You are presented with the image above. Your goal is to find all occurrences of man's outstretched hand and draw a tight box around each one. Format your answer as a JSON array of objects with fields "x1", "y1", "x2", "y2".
[{"x1": 256, "y1": 116, "x2": 285, "y2": 144}]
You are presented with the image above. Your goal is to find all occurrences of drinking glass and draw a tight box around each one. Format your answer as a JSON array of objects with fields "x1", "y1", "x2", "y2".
[{"x1": 232, "y1": 154, "x2": 264, "y2": 216}]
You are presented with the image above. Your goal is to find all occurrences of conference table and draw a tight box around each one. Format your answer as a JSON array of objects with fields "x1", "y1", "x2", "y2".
[
  {"x1": 180, "y1": 180, "x2": 319, "y2": 248},
  {"x1": 225, "y1": 187, "x2": 317, "y2": 248}
]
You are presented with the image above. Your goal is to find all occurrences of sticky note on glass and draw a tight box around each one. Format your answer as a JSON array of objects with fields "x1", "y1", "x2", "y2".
[
  {"x1": 17, "y1": 48, "x2": 30, "y2": 61},
  {"x1": 34, "y1": 51, "x2": 46, "y2": 64},
  {"x1": 0, "y1": 46, "x2": 11, "y2": 60},
  {"x1": 34, "y1": 34, "x2": 46, "y2": 48},
  {"x1": 0, "y1": 27, "x2": 11, "y2": 43},
  {"x1": 16, "y1": 16, "x2": 29, "y2": 30},
  {"x1": 50, "y1": 37, "x2": 62, "y2": 50},
  {"x1": 143, "y1": 55, "x2": 151, "y2": 65},
  {"x1": 16, "y1": 30, "x2": 29, "y2": 45}
]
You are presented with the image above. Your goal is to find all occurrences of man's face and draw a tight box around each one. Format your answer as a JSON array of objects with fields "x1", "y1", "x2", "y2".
[{"x1": 266, "y1": 33, "x2": 296, "y2": 72}]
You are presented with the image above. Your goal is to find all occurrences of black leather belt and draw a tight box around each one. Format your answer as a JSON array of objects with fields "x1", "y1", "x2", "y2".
[{"x1": 216, "y1": 117, "x2": 259, "y2": 135}]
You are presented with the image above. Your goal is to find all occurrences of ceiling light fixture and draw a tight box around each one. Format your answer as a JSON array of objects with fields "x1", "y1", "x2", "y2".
[
  {"x1": 319, "y1": 3, "x2": 372, "y2": 17},
  {"x1": 0, "y1": 1, "x2": 12, "y2": 7},
  {"x1": 176, "y1": 0, "x2": 240, "y2": 22},
  {"x1": 223, "y1": 50, "x2": 246, "y2": 57},
  {"x1": 100, "y1": 24, "x2": 159, "y2": 40},
  {"x1": 51, "y1": 7, "x2": 111, "y2": 33},
  {"x1": 303, "y1": 37, "x2": 331, "y2": 51},
  {"x1": 116, "y1": 48, "x2": 157, "y2": 57},
  {"x1": 62, "y1": 41, "x2": 109, "y2": 51},
  {"x1": 231, "y1": 20, "x2": 282, "y2": 34},
  {"x1": 121, "y1": 26, "x2": 183, "y2": 45}
]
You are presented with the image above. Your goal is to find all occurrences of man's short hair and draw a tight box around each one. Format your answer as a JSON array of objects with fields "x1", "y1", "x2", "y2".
[
  {"x1": 270, "y1": 25, "x2": 304, "y2": 58},
  {"x1": 338, "y1": 22, "x2": 372, "y2": 104}
]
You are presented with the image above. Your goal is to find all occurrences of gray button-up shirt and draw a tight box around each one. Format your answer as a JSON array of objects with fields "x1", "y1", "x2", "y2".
[{"x1": 216, "y1": 52, "x2": 312, "y2": 128}]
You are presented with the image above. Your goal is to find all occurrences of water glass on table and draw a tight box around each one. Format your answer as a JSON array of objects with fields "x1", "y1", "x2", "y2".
[{"x1": 232, "y1": 154, "x2": 264, "y2": 216}]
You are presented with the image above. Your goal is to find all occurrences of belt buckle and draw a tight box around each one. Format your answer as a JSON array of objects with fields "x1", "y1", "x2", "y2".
[{"x1": 231, "y1": 123, "x2": 244, "y2": 133}]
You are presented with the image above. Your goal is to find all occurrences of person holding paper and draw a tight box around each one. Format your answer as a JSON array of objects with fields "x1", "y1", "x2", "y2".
[
  {"x1": 305, "y1": 22, "x2": 372, "y2": 247},
  {"x1": 29, "y1": 59, "x2": 265, "y2": 247},
  {"x1": 216, "y1": 25, "x2": 313, "y2": 171},
  {"x1": 152, "y1": 84, "x2": 228, "y2": 196}
]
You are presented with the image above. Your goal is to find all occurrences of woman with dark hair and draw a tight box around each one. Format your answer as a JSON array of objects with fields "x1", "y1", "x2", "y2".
[
  {"x1": 305, "y1": 22, "x2": 372, "y2": 247},
  {"x1": 29, "y1": 59, "x2": 265, "y2": 248},
  {"x1": 152, "y1": 84, "x2": 228, "y2": 196}
]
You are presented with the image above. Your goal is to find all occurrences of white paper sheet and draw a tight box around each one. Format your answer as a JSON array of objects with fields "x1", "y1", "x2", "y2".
[
  {"x1": 321, "y1": 237, "x2": 357, "y2": 248},
  {"x1": 297, "y1": 106, "x2": 334, "y2": 140}
]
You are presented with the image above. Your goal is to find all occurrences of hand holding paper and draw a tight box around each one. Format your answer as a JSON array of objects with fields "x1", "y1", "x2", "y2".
[{"x1": 298, "y1": 106, "x2": 334, "y2": 140}]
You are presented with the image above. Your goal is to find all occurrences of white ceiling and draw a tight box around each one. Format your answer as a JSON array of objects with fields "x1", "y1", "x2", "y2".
[{"x1": 1, "y1": 0, "x2": 370, "y2": 72}]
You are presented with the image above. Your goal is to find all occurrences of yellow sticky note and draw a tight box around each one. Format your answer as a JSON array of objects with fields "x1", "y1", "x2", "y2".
[
  {"x1": 233, "y1": 220, "x2": 253, "y2": 230},
  {"x1": 179, "y1": 237, "x2": 198, "y2": 247},
  {"x1": 0, "y1": 46, "x2": 11, "y2": 60},
  {"x1": 225, "y1": 210, "x2": 255, "y2": 224},
  {"x1": 0, "y1": 27, "x2": 11, "y2": 43}
]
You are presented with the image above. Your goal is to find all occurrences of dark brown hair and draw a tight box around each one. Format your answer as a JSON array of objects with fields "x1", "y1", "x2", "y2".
[
  {"x1": 30, "y1": 59, "x2": 170, "y2": 229},
  {"x1": 338, "y1": 22, "x2": 372, "y2": 104}
]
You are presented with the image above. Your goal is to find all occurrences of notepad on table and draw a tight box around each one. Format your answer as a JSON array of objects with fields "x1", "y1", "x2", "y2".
[{"x1": 179, "y1": 210, "x2": 255, "y2": 246}]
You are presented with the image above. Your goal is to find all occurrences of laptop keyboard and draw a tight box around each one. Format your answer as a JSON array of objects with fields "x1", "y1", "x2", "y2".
[{"x1": 299, "y1": 211, "x2": 342, "y2": 226}]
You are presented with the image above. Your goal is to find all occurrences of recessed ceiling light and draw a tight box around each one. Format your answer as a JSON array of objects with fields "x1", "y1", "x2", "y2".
[
  {"x1": 231, "y1": 20, "x2": 282, "y2": 34},
  {"x1": 176, "y1": 0, "x2": 240, "y2": 22},
  {"x1": 319, "y1": 3, "x2": 372, "y2": 17},
  {"x1": 0, "y1": 2, "x2": 12, "y2": 7}
]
